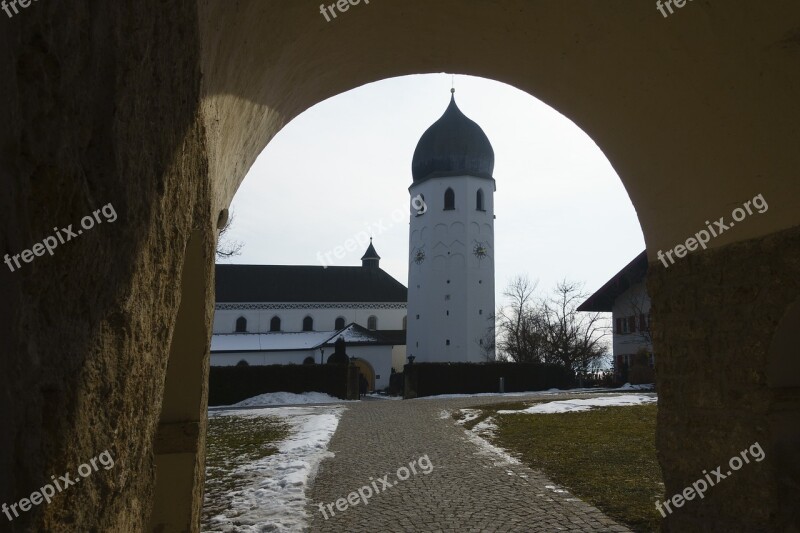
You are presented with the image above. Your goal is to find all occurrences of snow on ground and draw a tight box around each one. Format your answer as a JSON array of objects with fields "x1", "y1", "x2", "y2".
[
  {"x1": 204, "y1": 405, "x2": 344, "y2": 532},
  {"x1": 497, "y1": 394, "x2": 657, "y2": 414},
  {"x1": 231, "y1": 391, "x2": 349, "y2": 408},
  {"x1": 416, "y1": 385, "x2": 654, "y2": 401},
  {"x1": 454, "y1": 408, "x2": 482, "y2": 425},
  {"x1": 462, "y1": 416, "x2": 520, "y2": 468}
]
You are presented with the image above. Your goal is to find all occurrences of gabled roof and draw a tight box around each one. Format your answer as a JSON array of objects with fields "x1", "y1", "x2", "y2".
[
  {"x1": 215, "y1": 264, "x2": 407, "y2": 303},
  {"x1": 321, "y1": 323, "x2": 406, "y2": 347},
  {"x1": 577, "y1": 251, "x2": 648, "y2": 312}
]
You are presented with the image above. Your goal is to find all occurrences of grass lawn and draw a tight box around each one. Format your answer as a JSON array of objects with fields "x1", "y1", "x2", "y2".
[
  {"x1": 202, "y1": 414, "x2": 290, "y2": 526},
  {"x1": 458, "y1": 401, "x2": 663, "y2": 532}
]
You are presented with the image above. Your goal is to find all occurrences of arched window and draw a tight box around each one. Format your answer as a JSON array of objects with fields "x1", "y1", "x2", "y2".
[
  {"x1": 303, "y1": 316, "x2": 314, "y2": 331},
  {"x1": 402, "y1": 316, "x2": 407, "y2": 330},
  {"x1": 235, "y1": 316, "x2": 247, "y2": 333},
  {"x1": 270, "y1": 316, "x2": 281, "y2": 332},
  {"x1": 444, "y1": 188, "x2": 455, "y2": 210},
  {"x1": 335, "y1": 317, "x2": 346, "y2": 330},
  {"x1": 303, "y1": 356, "x2": 316, "y2": 365},
  {"x1": 367, "y1": 315, "x2": 378, "y2": 330},
  {"x1": 476, "y1": 188, "x2": 485, "y2": 211}
]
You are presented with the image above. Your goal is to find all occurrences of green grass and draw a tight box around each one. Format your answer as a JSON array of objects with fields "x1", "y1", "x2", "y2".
[
  {"x1": 202, "y1": 414, "x2": 290, "y2": 525},
  {"x1": 470, "y1": 402, "x2": 663, "y2": 532}
]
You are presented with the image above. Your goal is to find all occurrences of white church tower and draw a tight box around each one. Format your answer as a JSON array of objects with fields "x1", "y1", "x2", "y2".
[{"x1": 407, "y1": 90, "x2": 496, "y2": 363}]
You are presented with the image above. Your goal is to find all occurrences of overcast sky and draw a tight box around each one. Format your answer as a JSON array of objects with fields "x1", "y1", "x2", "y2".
[{"x1": 221, "y1": 74, "x2": 645, "y2": 307}]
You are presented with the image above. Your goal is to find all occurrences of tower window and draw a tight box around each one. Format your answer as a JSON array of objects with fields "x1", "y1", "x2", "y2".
[
  {"x1": 335, "y1": 317, "x2": 346, "y2": 330},
  {"x1": 416, "y1": 314, "x2": 420, "y2": 319},
  {"x1": 479, "y1": 309, "x2": 483, "y2": 315},
  {"x1": 270, "y1": 316, "x2": 281, "y2": 332},
  {"x1": 444, "y1": 188, "x2": 455, "y2": 210},
  {"x1": 446, "y1": 339, "x2": 450, "y2": 346},
  {"x1": 303, "y1": 316, "x2": 314, "y2": 331},
  {"x1": 367, "y1": 315, "x2": 378, "y2": 330},
  {"x1": 446, "y1": 310, "x2": 449, "y2": 316},
  {"x1": 476, "y1": 189, "x2": 485, "y2": 211},
  {"x1": 402, "y1": 316, "x2": 407, "y2": 330},
  {"x1": 235, "y1": 316, "x2": 247, "y2": 333}
]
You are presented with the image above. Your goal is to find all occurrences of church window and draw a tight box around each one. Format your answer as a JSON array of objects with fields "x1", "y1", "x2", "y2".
[
  {"x1": 270, "y1": 316, "x2": 281, "y2": 332},
  {"x1": 444, "y1": 188, "x2": 455, "y2": 210},
  {"x1": 335, "y1": 317, "x2": 346, "y2": 330},
  {"x1": 402, "y1": 316, "x2": 407, "y2": 330},
  {"x1": 476, "y1": 189, "x2": 485, "y2": 211},
  {"x1": 446, "y1": 339, "x2": 450, "y2": 346},
  {"x1": 479, "y1": 309, "x2": 483, "y2": 315},
  {"x1": 367, "y1": 316, "x2": 378, "y2": 330},
  {"x1": 303, "y1": 316, "x2": 314, "y2": 331},
  {"x1": 479, "y1": 339, "x2": 484, "y2": 345},
  {"x1": 235, "y1": 316, "x2": 247, "y2": 333},
  {"x1": 303, "y1": 356, "x2": 316, "y2": 365},
  {"x1": 416, "y1": 314, "x2": 420, "y2": 319}
]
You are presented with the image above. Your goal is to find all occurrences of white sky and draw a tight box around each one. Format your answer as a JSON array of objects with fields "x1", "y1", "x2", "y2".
[{"x1": 222, "y1": 74, "x2": 645, "y2": 306}]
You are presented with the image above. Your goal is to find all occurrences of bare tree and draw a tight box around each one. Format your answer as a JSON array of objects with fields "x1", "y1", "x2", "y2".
[
  {"x1": 476, "y1": 313, "x2": 497, "y2": 362},
  {"x1": 541, "y1": 280, "x2": 610, "y2": 379},
  {"x1": 495, "y1": 277, "x2": 610, "y2": 379},
  {"x1": 216, "y1": 210, "x2": 244, "y2": 260},
  {"x1": 496, "y1": 276, "x2": 549, "y2": 363}
]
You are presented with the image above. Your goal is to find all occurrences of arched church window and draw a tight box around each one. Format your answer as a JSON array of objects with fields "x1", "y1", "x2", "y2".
[
  {"x1": 270, "y1": 316, "x2": 281, "y2": 332},
  {"x1": 303, "y1": 316, "x2": 314, "y2": 331},
  {"x1": 476, "y1": 189, "x2": 485, "y2": 211},
  {"x1": 444, "y1": 188, "x2": 455, "y2": 210},
  {"x1": 367, "y1": 316, "x2": 378, "y2": 330},
  {"x1": 335, "y1": 317, "x2": 346, "y2": 330},
  {"x1": 235, "y1": 316, "x2": 247, "y2": 333}
]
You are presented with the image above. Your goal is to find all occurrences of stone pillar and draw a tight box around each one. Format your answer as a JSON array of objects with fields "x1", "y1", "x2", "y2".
[
  {"x1": 148, "y1": 232, "x2": 213, "y2": 532},
  {"x1": 649, "y1": 225, "x2": 800, "y2": 531}
]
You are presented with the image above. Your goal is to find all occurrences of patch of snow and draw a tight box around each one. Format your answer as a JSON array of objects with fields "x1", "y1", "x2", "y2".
[
  {"x1": 462, "y1": 417, "x2": 520, "y2": 467},
  {"x1": 203, "y1": 405, "x2": 344, "y2": 532},
  {"x1": 439, "y1": 409, "x2": 452, "y2": 420},
  {"x1": 454, "y1": 408, "x2": 482, "y2": 425},
  {"x1": 497, "y1": 394, "x2": 657, "y2": 414},
  {"x1": 618, "y1": 382, "x2": 655, "y2": 391},
  {"x1": 414, "y1": 386, "x2": 637, "y2": 400},
  {"x1": 231, "y1": 391, "x2": 348, "y2": 408}
]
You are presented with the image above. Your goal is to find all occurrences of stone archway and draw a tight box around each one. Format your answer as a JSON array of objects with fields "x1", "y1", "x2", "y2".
[
  {"x1": 353, "y1": 358, "x2": 376, "y2": 393},
  {"x1": 2, "y1": 1, "x2": 799, "y2": 531}
]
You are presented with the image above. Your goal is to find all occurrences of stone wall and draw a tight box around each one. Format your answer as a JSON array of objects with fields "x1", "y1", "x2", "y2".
[{"x1": 649, "y1": 224, "x2": 800, "y2": 531}]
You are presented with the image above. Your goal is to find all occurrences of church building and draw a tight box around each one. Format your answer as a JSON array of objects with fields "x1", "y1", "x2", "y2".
[
  {"x1": 210, "y1": 241, "x2": 408, "y2": 390},
  {"x1": 406, "y1": 90, "x2": 497, "y2": 363}
]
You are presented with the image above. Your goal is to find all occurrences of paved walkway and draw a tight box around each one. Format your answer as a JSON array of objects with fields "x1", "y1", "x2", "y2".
[{"x1": 306, "y1": 394, "x2": 633, "y2": 532}]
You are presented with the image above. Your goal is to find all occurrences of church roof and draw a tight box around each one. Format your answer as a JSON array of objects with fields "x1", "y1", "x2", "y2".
[
  {"x1": 577, "y1": 251, "x2": 648, "y2": 312},
  {"x1": 215, "y1": 264, "x2": 407, "y2": 303},
  {"x1": 411, "y1": 92, "x2": 495, "y2": 183}
]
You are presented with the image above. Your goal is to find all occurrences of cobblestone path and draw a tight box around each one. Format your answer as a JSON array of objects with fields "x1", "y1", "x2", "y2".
[{"x1": 306, "y1": 394, "x2": 633, "y2": 532}]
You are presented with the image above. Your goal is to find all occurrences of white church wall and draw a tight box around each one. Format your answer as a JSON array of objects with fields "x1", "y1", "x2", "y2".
[
  {"x1": 212, "y1": 304, "x2": 407, "y2": 334},
  {"x1": 391, "y1": 344, "x2": 407, "y2": 373}
]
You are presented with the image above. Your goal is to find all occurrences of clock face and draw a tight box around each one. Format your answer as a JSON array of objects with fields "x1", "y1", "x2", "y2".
[
  {"x1": 413, "y1": 248, "x2": 425, "y2": 264},
  {"x1": 473, "y1": 242, "x2": 488, "y2": 259}
]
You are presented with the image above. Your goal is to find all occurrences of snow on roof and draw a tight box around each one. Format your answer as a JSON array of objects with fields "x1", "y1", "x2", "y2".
[{"x1": 211, "y1": 331, "x2": 337, "y2": 352}]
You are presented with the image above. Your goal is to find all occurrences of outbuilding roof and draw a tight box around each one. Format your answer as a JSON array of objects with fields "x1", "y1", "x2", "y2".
[{"x1": 577, "y1": 251, "x2": 648, "y2": 312}]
